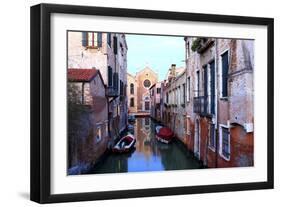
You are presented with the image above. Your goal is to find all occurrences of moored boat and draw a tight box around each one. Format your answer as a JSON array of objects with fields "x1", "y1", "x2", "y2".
[
  {"x1": 112, "y1": 134, "x2": 136, "y2": 153},
  {"x1": 155, "y1": 126, "x2": 174, "y2": 144}
]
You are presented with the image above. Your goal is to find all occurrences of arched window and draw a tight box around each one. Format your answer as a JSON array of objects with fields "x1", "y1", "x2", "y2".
[
  {"x1": 130, "y1": 83, "x2": 134, "y2": 94},
  {"x1": 130, "y1": 97, "x2": 134, "y2": 107}
]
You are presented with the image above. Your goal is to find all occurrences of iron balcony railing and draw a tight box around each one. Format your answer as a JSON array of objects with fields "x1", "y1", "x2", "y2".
[{"x1": 106, "y1": 86, "x2": 119, "y2": 97}]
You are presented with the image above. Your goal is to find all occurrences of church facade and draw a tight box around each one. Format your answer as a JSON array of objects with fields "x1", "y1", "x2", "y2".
[{"x1": 127, "y1": 67, "x2": 158, "y2": 114}]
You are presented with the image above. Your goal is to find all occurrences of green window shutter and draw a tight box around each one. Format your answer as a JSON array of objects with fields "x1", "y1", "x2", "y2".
[
  {"x1": 82, "y1": 32, "x2": 88, "y2": 47},
  {"x1": 108, "y1": 66, "x2": 113, "y2": 87},
  {"x1": 97, "y1": 32, "x2": 102, "y2": 47},
  {"x1": 113, "y1": 36, "x2": 118, "y2": 54}
]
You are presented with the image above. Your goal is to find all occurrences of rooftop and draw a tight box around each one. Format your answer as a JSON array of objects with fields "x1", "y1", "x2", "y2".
[{"x1": 68, "y1": 68, "x2": 99, "y2": 82}]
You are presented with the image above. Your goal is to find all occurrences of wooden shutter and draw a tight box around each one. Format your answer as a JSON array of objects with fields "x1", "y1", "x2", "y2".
[
  {"x1": 222, "y1": 51, "x2": 229, "y2": 97},
  {"x1": 108, "y1": 66, "x2": 113, "y2": 87},
  {"x1": 203, "y1": 65, "x2": 208, "y2": 114},
  {"x1": 97, "y1": 32, "x2": 102, "y2": 47},
  {"x1": 107, "y1": 33, "x2": 111, "y2": 46},
  {"x1": 113, "y1": 36, "x2": 118, "y2": 54},
  {"x1": 210, "y1": 61, "x2": 215, "y2": 114},
  {"x1": 82, "y1": 32, "x2": 88, "y2": 47},
  {"x1": 113, "y1": 72, "x2": 119, "y2": 91}
]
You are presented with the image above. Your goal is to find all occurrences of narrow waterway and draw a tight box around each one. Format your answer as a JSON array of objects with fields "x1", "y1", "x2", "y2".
[{"x1": 88, "y1": 117, "x2": 202, "y2": 174}]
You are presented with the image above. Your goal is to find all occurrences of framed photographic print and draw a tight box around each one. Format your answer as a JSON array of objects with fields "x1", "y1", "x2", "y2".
[{"x1": 30, "y1": 3, "x2": 274, "y2": 204}]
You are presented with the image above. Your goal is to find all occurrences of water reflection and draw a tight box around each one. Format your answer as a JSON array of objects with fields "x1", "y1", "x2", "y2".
[{"x1": 88, "y1": 117, "x2": 201, "y2": 174}]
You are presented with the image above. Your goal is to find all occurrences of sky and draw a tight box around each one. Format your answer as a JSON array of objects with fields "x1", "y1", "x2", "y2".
[{"x1": 126, "y1": 34, "x2": 185, "y2": 81}]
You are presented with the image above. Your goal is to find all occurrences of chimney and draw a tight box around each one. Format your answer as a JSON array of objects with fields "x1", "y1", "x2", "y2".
[{"x1": 168, "y1": 64, "x2": 176, "y2": 83}]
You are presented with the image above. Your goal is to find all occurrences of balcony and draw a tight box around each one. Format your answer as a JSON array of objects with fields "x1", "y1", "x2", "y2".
[
  {"x1": 191, "y1": 38, "x2": 214, "y2": 54},
  {"x1": 193, "y1": 96, "x2": 213, "y2": 117},
  {"x1": 106, "y1": 86, "x2": 119, "y2": 97}
]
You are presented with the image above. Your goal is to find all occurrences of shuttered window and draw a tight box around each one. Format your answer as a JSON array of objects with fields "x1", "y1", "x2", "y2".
[
  {"x1": 210, "y1": 60, "x2": 215, "y2": 114},
  {"x1": 113, "y1": 72, "x2": 119, "y2": 91},
  {"x1": 97, "y1": 32, "x2": 102, "y2": 47},
  {"x1": 113, "y1": 36, "x2": 118, "y2": 54},
  {"x1": 82, "y1": 32, "x2": 102, "y2": 48},
  {"x1": 82, "y1": 32, "x2": 88, "y2": 47},
  {"x1": 221, "y1": 51, "x2": 229, "y2": 97},
  {"x1": 108, "y1": 66, "x2": 113, "y2": 87},
  {"x1": 107, "y1": 33, "x2": 111, "y2": 47}
]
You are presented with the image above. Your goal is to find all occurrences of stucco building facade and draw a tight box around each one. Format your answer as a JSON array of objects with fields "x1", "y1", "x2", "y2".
[
  {"x1": 68, "y1": 31, "x2": 128, "y2": 141},
  {"x1": 67, "y1": 69, "x2": 109, "y2": 174}
]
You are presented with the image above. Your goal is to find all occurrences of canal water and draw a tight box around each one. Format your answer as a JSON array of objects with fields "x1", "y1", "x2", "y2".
[{"x1": 88, "y1": 117, "x2": 202, "y2": 174}]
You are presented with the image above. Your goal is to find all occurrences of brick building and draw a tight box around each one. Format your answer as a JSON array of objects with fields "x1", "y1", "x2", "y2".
[
  {"x1": 68, "y1": 31, "x2": 128, "y2": 141},
  {"x1": 67, "y1": 69, "x2": 109, "y2": 174},
  {"x1": 161, "y1": 38, "x2": 254, "y2": 168}
]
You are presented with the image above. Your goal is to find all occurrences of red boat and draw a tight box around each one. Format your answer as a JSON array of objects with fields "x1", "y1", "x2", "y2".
[
  {"x1": 112, "y1": 134, "x2": 136, "y2": 153},
  {"x1": 155, "y1": 126, "x2": 174, "y2": 144}
]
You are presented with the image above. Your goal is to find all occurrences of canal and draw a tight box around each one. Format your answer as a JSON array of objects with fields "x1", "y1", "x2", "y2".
[{"x1": 88, "y1": 117, "x2": 202, "y2": 174}]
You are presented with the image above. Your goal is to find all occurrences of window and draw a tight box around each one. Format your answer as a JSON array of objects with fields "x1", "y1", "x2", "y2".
[
  {"x1": 187, "y1": 77, "x2": 190, "y2": 102},
  {"x1": 96, "y1": 125, "x2": 102, "y2": 143},
  {"x1": 143, "y1": 79, "x2": 151, "y2": 88},
  {"x1": 220, "y1": 125, "x2": 230, "y2": 160},
  {"x1": 108, "y1": 66, "x2": 113, "y2": 87},
  {"x1": 107, "y1": 33, "x2": 111, "y2": 47},
  {"x1": 166, "y1": 92, "x2": 169, "y2": 104},
  {"x1": 182, "y1": 83, "x2": 186, "y2": 105},
  {"x1": 157, "y1": 87, "x2": 161, "y2": 94},
  {"x1": 203, "y1": 65, "x2": 208, "y2": 114},
  {"x1": 120, "y1": 81, "x2": 124, "y2": 95},
  {"x1": 196, "y1": 70, "x2": 200, "y2": 97},
  {"x1": 113, "y1": 36, "x2": 118, "y2": 54},
  {"x1": 82, "y1": 32, "x2": 102, "y2": 48},
  {"x1": 130, "y1": 83, "x2": 134, "y2": 94},
  {"x1": 145, "y1": 101, "x2": 150, "y2": 111},
  {"x1": 144, "y1": 117, "x2": 150, "y2": 125},
  {"x1": 210, "y1": 61, "x2": 216, "y2": 114},
  {"x1": 130, "y1": 98, "x2": 134, "y2": 107},
  {"x1": 209, "y1": 124, "x2": 216, "y2": 150},
  {"x1": 113, "y1": 72, "x2": 119, "y2": 91},
  {"x1": 186, "y1": 41, "x2": 190, "y2": 59},
  {"x1": 221, "y1": 51, "x2": 229, "y2": 98}
]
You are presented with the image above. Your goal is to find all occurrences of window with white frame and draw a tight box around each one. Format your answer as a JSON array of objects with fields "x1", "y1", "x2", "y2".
[
  {"x1": 96, "y1": 125, "x2": 102, "y2": 143},
  {"x1": 220, "y1": 125, "x2": 230, "y2": 160}
]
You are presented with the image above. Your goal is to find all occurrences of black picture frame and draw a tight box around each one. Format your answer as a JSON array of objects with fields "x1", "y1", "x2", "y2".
[{"x1": 30, "y1": 3, "x2": 274, "y2": 204}]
